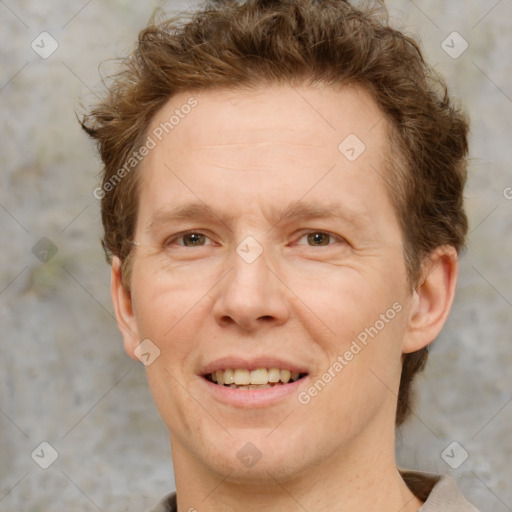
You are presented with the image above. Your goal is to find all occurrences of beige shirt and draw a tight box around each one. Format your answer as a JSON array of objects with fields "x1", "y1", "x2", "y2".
[{"x1": 148, "y1": 470, "x2": 481, "y2": 512}]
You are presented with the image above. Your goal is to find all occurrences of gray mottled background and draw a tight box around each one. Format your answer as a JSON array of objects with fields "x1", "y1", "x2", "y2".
[{"x1": 1, "y1": 1, "x2": 511, "y2": 511}]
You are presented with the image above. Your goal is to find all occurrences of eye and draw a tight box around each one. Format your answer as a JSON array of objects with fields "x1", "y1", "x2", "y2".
[
  {"x1": 162, "y1": 230, "x2": 345, "y2": 249},
  {"x1": 295, "y1": 230, "x2": 345, "y2": 247},
  {"x1": 164, "y1": 231, "x2": 212, "y2": 247}
]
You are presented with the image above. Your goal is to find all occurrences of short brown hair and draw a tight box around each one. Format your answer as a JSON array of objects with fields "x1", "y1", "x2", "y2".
[{"x1": 81, "y1": 0, "x2": 469, "y2": 426}]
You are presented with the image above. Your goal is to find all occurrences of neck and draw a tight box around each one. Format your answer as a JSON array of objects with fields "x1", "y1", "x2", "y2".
[{"x1": 170, "y1": 424, "x2": 423, "y2": 512}]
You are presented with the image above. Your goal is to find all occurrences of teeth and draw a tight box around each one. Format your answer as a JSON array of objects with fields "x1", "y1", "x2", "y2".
[
  {"x1": 268, "y1": 368, "x2": 280, "y2": 382},
  {"x1": 234, "y1": 369, "x2": 251, "y2": 385},
  {"x1": 207, "y1": 368, "x2": 305, "y2": 387},
  {"x1": 250, "y1": 368, "x2": 268, "y2": 385},
  {"x1": 224, "y1": 368, "x2": 235, "y2": 384}
]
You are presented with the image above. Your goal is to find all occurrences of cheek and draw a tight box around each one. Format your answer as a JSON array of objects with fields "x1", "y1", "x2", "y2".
[
  {"x1": 297, "y1": 259, "x2": 410, "y2": 414},
  {"x1": 128, "y1": 279, "x2": 201, "y2": 395},
  {"x1": 130, "y1": 256, "x2": 210, "y2": 338},
  {"x1": 294, "y1": 259, "x2": 406, "y2": 339},
  {"x1": 307, "y1": 309, "x2": 407, "y2": 435}
]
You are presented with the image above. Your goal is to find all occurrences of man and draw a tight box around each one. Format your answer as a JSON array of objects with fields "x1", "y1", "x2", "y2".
[{"x1": 82, "y1": 0, "x2": 479, "y2": 510}]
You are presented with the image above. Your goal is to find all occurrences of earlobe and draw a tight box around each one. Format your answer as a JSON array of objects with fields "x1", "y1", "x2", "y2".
[
  {"x1": 110, "y1": 256, "x2": 141, "y2": 360},
  {"x1": 403, "y1": 246, "x2": 459, "y2": 354}
]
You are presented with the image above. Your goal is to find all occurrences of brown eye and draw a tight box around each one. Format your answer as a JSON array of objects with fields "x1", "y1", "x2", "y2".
[
  {"x1": 164, "y1": 231, "x2": 211, "y2": 247},
  {"x1": 181, "y1": 232, "x2": 207, "y2": 246},
  {"x1": 306, "y1": 232, "x2": 331, "y2": 246}
]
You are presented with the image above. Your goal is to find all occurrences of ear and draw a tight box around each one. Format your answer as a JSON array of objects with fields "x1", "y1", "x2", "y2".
[
  {"x1": 110, "y1": 256, "x2": 141, "y2": 361},
  {"x1": 403, "y1": 245, "x2": 459, "y2": 354}
]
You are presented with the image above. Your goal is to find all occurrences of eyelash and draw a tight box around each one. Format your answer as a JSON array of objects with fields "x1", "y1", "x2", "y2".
[{"x1": 163, "y1": 230, "x2": 346, "y2": 248}]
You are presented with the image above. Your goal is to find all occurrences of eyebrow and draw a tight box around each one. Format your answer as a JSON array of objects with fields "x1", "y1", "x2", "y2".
[
  {"x1": 144, "y1": 199, "x2": 367, "y2": 234},
  {"x1": 267, "y1": 200, "x2": 366, "y2": 232}
]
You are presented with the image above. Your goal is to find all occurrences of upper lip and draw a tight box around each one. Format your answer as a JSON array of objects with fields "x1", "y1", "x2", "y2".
[{"x1": 200, "y1": 356, "x2": 309, "y2": 376}]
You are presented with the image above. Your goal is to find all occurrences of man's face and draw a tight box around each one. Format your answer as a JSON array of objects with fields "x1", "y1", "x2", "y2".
[{"x1": 121, "y1": 84, "x2": 416, "y2": 481}]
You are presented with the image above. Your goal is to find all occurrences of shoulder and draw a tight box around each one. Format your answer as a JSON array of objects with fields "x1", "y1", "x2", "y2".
[
  {"x1": 145, "y1": 492, "x2": 177, "y2": 512},
  {"x1": 400, "y1": 469, "x2": 481, "y2": 512},
  {"x1": 147, "y1": 473, "x2": 481, "y2": 512}
]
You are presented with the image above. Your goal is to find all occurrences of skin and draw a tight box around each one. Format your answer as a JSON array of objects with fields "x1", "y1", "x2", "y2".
[{"x1": 111, "y1": 83, "x2": 458, "y2": 512}]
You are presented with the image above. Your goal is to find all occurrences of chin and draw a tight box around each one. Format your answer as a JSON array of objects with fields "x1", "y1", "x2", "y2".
[{"x1": 198, "y1": 427, "x2": 312, "y2": 483}]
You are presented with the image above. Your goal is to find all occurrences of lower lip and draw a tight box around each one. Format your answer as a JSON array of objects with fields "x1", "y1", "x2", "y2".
[{"x1": 200, "y1": 376, "x2": 307, "y2": 408}]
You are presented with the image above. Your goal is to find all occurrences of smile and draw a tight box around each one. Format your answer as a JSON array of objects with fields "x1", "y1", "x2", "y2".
[{"x1": 204, "y1": 368, "x2": 307, "y2": 389}]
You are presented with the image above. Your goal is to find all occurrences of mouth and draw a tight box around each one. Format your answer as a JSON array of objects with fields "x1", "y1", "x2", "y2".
[{"x1": 203, "y1": 368, "x2": 308, "y2": 390}]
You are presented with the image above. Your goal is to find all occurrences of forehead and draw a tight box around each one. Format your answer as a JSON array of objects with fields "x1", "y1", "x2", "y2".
[
  {"x1": 137, "y1": 83, "x2": 394, "y2": 230},
  {"x1": 148, "y1": 83, "x2": 387, "y2": 161}
]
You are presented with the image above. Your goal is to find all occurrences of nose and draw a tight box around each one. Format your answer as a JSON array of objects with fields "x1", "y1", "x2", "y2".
[{"x1": 212, "y1": 243, "x2": 290, "y2": 333}]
